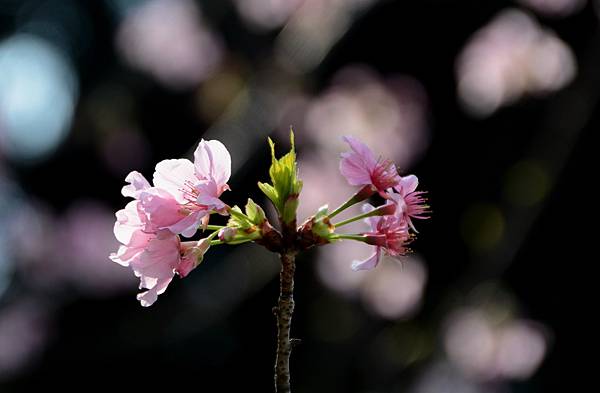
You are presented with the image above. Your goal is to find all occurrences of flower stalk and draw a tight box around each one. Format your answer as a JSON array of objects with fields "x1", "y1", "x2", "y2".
[
  {"x1": 328, "y1": 185, "x2": 375, "y2": 219},
  {"x1": 332, "y1": 202, "x2": 396, "y2": 228}
]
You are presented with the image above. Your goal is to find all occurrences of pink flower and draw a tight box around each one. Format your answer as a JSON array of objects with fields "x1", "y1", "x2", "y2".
[
  {"x1": 116, "y1": 139, "x2": 232, "y2": 238},
  {"x1": 120, "y1": 170, "x2": 199, "y2": 237},
  {"x1": 352, "y1": 204, "x2": 411, "y2": 271},
  {"x1": 110, "y1": 201, "x2": 211, "y2": 306},
  {"x1": 388, "y1": 175, "x2": 430, "y2": 230},
  {"x1": 340, "y1": 136, "x2": 400, "y2": 194},
  {"x1": 110, "y1": 201, "x2": 180, "y2": 306},
  {"x1": 152, "y1": 139, "x2": 231, "y2": 236}
]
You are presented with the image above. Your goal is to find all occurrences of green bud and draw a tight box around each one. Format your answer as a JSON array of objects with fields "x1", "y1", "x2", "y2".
[
  {"x1": 245, "y1": 198, "x2": 267, "y2": 225},
  {"x1": 225, "y1": 199, "x2": 269, "y2": 242},
  {"x1": 312, "y1": 205, "x2": 334, "y2": 239},
  {"x1": 258, "y1": 130, "x2": 303, "y2": 224}
]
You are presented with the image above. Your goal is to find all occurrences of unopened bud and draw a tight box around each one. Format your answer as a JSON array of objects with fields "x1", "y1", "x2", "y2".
[
  {"x1": 218, "y1": 227, "x2": 238, "y2": 242},
  {"x1": 177, "y1": 239, "x2": 211, "y2": 278}
]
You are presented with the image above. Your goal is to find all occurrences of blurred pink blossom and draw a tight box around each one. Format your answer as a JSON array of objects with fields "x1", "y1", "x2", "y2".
[
  {"x1": 303, "y1": 66, "x2": 430, "y2": 169},
  {"x1": 518, "y1": 0, "x2": 586, "y2": 17},
  {"x1": 360, "y1": 256, "x2": 427, "y2": 319},
  {"x1": 0, "y1": 299, "x2": 51, "y2": 378},
  {"x1": 457, "y1": 9, "x2": 576, "y2": 116},
  {"x1": 444, "y1": 307, "x2": 549, "y2": 381},
  {"x1": 13, "y1": 200, "x2": 135, "y2": 294},
  {"x1": 116, "y1": 0, "x2": 223, "y2": 89}
]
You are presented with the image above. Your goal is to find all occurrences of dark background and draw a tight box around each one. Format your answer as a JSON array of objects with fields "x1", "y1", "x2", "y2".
[{"x1": 0, "y1": 0, "x2": 592, "y2": 391}]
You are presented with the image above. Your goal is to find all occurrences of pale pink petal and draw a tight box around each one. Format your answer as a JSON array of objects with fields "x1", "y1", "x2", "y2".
[
  {"x1": 193, "y1": 139, "x2": 231, "y2": 186},
  {"x1": 110, "y1": 245, "x2": 139, "y2": 266},
  {"x1": 351, "y1": 249, "x2": 381, "y2": 271},
  {"x1": 138, "y1": 188, "x2": 184, "y2": 231},
  {"x1": 110, "y1": 229, "x2": 153, "y2": 266},
  {"x1": 197, "y1": 195, "x2": 226, "y2": 210},
  {"x1": 136, "y1": 278, "x2": 173, "y2": 307},
  {"x1": 122, "y1": 171, "x2": 151, "y2": 198},
  {"x1": 361, "y1": 203, "x2": 380, "y2": 229},
  {"x1": 343, "y1": 136, "x2": 378, "y2": 172},
  {"x1": 137, "y1": 288, "x2": 159, "y2": 307},
  {"x1": 397, "y1": 174, "x2": 419, "y2": 196},
  {"x1": 153, "y1": 159, "x2": 196, "y2": 203},
  {"x1": 114, "y1": 201, "x2": 144, "y2": 244},
  {"x1": 387, "y1": 192, "x2": 407, "y2": 218},
  {"x1": 167, "y1": 210, "x2": 206, "y2": 238},
  {"x1": 340, "y1": 152, "x2": 373, "y2": 186},
  {"x1": 195, "y1": 178, "x2": 218, "y2": 197},
  {"x1": 129, "y1": 231, "x2": 180, "y2": 306}
]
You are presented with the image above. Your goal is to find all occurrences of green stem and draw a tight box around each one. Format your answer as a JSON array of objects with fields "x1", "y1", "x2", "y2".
[
  {"x1": 205, "y1": 225, "x2": 225, "y2": 231},
  {"x1": 333, "y1": 203, "x2": 395, "y2": 228},
  {"x1": 210, "y1": 238, "x2": 253, "y2": 246},
  {"x1": 330, "y1": 234, "x2": 368, "y2": 242},
  {"x1": 328, "y1": 199, "x2": 356, "y2": 219},
  {"x1": 333, "y1": 211, "x2": 375, "y2": 228},
  {"x1": 328, "y1": 185, "x2": 375, "y2": 219}
]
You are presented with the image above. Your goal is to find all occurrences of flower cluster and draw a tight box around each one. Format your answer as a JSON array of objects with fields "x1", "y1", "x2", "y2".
[
  {"x1": 338, "y1": 136, "x2": 429, "y2": 271},
  {"x1": 110, "y1": 139, "x2": 231, "y2": 306},
  {"x1": 110, "y1": 132, "x2": 429, "y2": 306}
]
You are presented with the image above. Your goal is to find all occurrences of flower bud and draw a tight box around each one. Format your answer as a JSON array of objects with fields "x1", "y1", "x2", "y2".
[
  {"x1": 218, "y1": 227, "x2": 237, "y2": 242},
  {"x1": 176, "y1": 238, "x2": 211, "y2": 278}
]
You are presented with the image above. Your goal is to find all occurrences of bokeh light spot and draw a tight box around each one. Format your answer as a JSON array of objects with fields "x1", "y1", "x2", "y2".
[
  {"x1": 0, "y1": 34, "x2": 77, "y2": 163},
  {"x1": 504, "y1": 160, "x2": 550, "y2": 207},
  {"x1": 460, "y1": 204, "x2": 505, "y2": 252}
]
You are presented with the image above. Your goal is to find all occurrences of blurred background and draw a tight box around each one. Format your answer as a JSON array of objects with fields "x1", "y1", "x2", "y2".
[{"x1": 0, "y1": 0, "x2": 590, "y2": 391}]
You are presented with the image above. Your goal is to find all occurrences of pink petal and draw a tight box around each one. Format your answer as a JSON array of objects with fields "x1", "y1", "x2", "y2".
[
  {"x1": 361, "y1": 203, "x2": 381, "y2": 230},
  {"x1": 387, "y1": 192, "x2": 407, "y2": 218},
  {"x1": 153, "y1": 159, "x2": 196, "y2": 204},
  {"x1": 176, "y1": 256, "x2": 195, "y2": 278},
  {"x1": 136, "y1": 276, "x2": 173, "y2": 307},
  {"x1": 113, "y1": 201, "x2": 144, "y2": 244},
  {"x1": 110, "y1": 245, "x2": 140, "y2": 267},
  {"x1": 138, "y1": 188, "x2": 184, "y2": 231},
  {"x1": 340, "y1": 153, "x2": 373, "y2": 186},
  {"x1": 396, "y1": 174, "x2": 419, "y2": 196},
  {"x1": 351, "y1": 249, "x2": 381, "y2": 271},
  {"x1": 129, "y1": 231, "x2": 180, "y2": 306},
  {"x1": 122, "y1": 171, "x2": 151, "y2": 198},
  {"x1": 193, "y1": 139, "x2": 231, "y2": 187},
  {"x1": 136, "y1": 288, "x2": 159, "y2": 307},
  {"x1": 343, "y1": 136, "x2": 378, "y2": 171},
  {"x1": 167, "y1": 210, "x2": 206, "y2": 238}
]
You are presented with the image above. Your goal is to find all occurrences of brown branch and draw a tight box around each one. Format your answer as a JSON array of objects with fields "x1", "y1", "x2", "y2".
[{"x1": 274, "y1": 250, "x2": 296, "y2": 393}]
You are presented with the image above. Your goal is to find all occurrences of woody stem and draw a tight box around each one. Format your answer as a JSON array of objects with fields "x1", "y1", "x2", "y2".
[{"x1": 274, "y1": 251, "x2": 296, "y2": 393}]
